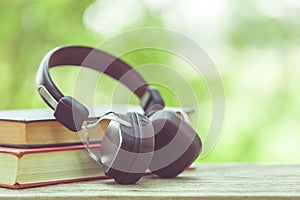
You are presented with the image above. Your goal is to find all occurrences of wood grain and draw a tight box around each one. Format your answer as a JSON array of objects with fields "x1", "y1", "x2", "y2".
[{"x1": 0, "y1": 163, "x2": 300, "y2": 200}]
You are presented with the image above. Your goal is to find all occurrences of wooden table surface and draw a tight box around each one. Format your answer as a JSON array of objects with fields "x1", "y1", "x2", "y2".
[{"x1": 1, "y1": 163, "x2": 300, "y2": 200}]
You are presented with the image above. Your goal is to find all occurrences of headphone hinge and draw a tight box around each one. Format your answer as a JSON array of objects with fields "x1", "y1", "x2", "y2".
[{"x1": 140, "y1": 87, "x2": 165, "y2": 116}]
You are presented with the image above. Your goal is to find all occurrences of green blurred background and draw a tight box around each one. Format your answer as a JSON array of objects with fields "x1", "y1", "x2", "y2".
[{"x1": 0, "y1": 0, "x2": 300, "y2": 162}]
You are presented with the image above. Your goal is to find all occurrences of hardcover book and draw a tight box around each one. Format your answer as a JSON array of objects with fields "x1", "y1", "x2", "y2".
[
  {"x1": 0, "y1": 106, "x2": 193, "y2": 147},
  {"x1": 0, "y1": 144, "x2": 106, "y2": 189}
]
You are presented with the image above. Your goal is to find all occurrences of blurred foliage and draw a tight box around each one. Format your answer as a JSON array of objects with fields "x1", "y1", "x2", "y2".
[
  {"x1": 0, "y1": 0, "x2": 98, "y2": 109},
  {"x1": 0, "y1": 0, "x2": 300, "y2": 162},
  {"x1": 208, "y1": 0, "x2": 300, "y2": 162}
]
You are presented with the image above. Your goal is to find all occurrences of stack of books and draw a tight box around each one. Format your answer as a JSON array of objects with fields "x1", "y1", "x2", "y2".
[
  {"x1": 0, "y1": 108, "x2": 108, "y2": 189},
  {"x1": 0, "y1": 106, "x2": 194, "y2": 189}
]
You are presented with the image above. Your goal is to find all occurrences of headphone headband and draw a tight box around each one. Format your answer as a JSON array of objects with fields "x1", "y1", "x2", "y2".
[{"x1": 36, "y1": 46, "x2": 164, "y2": 131}]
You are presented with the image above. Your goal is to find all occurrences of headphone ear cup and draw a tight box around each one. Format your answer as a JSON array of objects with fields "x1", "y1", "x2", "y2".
[
  {"x1": 101, "y1": 112, "x2": 154, "y2": 184},
  {"x1": 149, "y1": 110, "x2": 202, "y2": 178}
]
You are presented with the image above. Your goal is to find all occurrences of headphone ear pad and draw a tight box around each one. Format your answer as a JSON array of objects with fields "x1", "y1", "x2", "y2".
[
  {"x1": 101, "y1": 112, "x2": 154, "y2": 184},
  {"x1": 149, "y1": 110, "x2": 202, "y2": 178}
]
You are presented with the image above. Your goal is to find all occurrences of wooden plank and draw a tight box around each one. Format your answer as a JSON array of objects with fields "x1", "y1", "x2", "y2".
[{"x1": 0, "y1": 163, "x2": 300, "y2": 200}]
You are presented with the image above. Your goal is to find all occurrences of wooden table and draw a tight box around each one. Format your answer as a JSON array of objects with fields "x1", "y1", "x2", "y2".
[{"x1": 0, "y1": 163, "x2": 300, "y2": 200}]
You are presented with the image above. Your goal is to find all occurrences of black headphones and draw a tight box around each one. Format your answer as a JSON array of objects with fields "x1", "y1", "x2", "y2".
[{"x1": 36, "y1": 46, "x2": 202, "y2": 184}]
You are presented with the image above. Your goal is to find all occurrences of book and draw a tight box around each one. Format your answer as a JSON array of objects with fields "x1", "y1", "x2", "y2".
[
  {"x1": 0, "y1": 106, "x2": 193, "y2": 147},
  {"x1": 0, "y1": 144, "x2": 107, "y2": 189},
  {"x1": 0, "y1": 144, "x2": 196, "y2": 189}
]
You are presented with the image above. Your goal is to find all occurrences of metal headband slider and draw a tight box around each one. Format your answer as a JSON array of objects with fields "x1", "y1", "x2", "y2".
[{"x1": 37, "y1": 85, "x2": 58, "y2": 110}]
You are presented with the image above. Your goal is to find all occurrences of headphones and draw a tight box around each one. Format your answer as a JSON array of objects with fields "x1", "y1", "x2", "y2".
[{"x1": 36, "y1": 46, "x2": 202, "y2": 184}]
